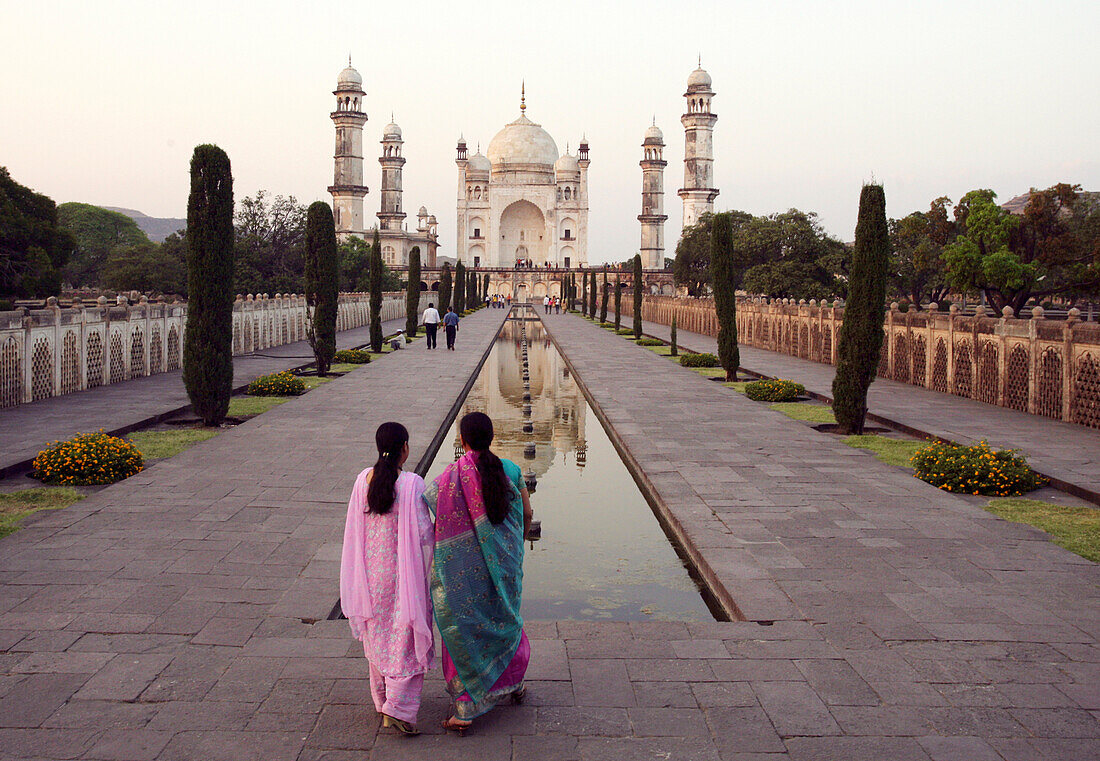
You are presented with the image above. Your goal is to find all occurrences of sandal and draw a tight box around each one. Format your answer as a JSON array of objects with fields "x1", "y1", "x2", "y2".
[
  {"x1": 382, "y1": 713, "x2": 420, "y2": 736},
  {"x1": 441, "y1": 715, "x2": 472, "y2": 736},
  {"x1": 511, "y1": 685, "x2": 527, "y2": 704}
]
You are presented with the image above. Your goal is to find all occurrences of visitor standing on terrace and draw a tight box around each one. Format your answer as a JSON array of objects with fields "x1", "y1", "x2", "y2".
[
  {"x1": 422, "y1": 302, "x2": 440, "y2": 350},
  {"x1": 340, "y1": 423, "x2": 434, "y2": 736},
  {"x1": 443, "y1": 306, "x2": 460, "y2": 351}
]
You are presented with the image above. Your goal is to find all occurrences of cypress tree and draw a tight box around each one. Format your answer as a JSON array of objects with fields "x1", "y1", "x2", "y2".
[
  {"x1": 304, "y1": 201, "x2": 338, "y2": 375},
  {"x1": 589, "y1": 270, "x2": 597, "y2": 319},
  {"x1": 454, "y1": 261, "x2": 466, "y2": 313},
  {"x1": 632, "y1": 254, "x2": 643, "y2": 339},
  {"x1": 369, "y1": 229, "x2": 383, "y2": 352},
  {"x1": 670, "y1": 314, "x2": 678, "y2": 356},
  {"x1": 710, "y1": 211, "x2": 740, "y2": 381},
  {"x1": 466, "y1": 269, "x2": 476, "y2": 310},
  {"x1": 483, "y1": 273, "x2": 490, "y2": 303},
  {"x1": 405, "y1": 246, "x2": 421, "y2": 338},
  {"x1": 580, "y1": 272, "x2": 587, "y2": 316},
  {"x1": 183, "y1": 144, "x2": 234, "y2": 427},
  {"x1": 832, "y1": 184, "x2": 890, "y2": 435},
  {"x1": 600, "y1": 265, "x2": 609, "y2": 323},
  {"x1": 439, "y1": 262, "x2": 452, "y2": 313},
  {"x1": 614, "y1": 276, "x2": 623, "y2": 330}
]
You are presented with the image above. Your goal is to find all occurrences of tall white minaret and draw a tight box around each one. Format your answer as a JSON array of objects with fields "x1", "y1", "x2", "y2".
[
  {"x1": 678, "y1": 59, "x2": 718, "y2": 229},
  {"x1": 639, "y1": 121, "x2": 668, "y2": 269},
  {"x1": 377, "y1": 118, "x2": 405, "y2": 232},
  {"x1": 329, "y1": 59, "x2": 368, "y2": 241}
]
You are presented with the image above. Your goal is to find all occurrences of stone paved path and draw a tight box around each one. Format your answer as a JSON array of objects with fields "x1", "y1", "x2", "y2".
[
  {"x1": 537, "y1": 311, "x2": 1100, "y2": 760},
  {"x1": 1, "y1": 307, "x2": 1098, "y2": 760},
  {"x1": 0, "y1": 308, "x2": 506, "y2": 761},
  {"x1": 612, "y1": 310, "x2": 1100, "y2": 501},
  {"x1": 0, "y1": 318, "x2": 406, "y2": 477}
]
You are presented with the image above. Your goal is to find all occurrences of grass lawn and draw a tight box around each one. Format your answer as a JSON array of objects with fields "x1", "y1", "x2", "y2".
[
  {"x1": 843, "y1": 434, "x2": 924, "y2": 468},
  {"x1": 769, "y1": 402, "x2": 836, "y2": 424},
  {"x1": 229, "y1": 395, "x2": 291, "y2": 417},
  {"x1": 723, "y1": 381, "x2": 750, "y2": 393},
  {"x1": 328, "y1": 363, "x2": 363, "y2": 373},
  {"x1": 127, "y1": 428, "x2": 220, "y2": 459},
  {"x1": 300, "y1": 376, "x2": 333, "y2": 391},
  {"x1": 644, "y1": 345, "x2": 675, "y2": 357},
  {"x1": 985, "y1": 498, "x2": 1100, "y2": 562},
  {"x1": 0, "y1": 487, "x2": 86, "y2": 538},
  {"x1": 690, "y1": 367, "x2": 727, "y2": 378}
]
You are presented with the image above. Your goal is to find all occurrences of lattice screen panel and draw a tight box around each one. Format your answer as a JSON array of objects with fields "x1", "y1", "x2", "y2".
[
  {"x1": 167, "y1": 326, "x2": 181, "y2": 371},
  {"x1": 953, "y1": 341, "x2": 973, "y2": 397},
  {"x1": 1073, "y1": 354, "x2": 1100, "y2": 429},
  {"x1": 1037, "y1": 348, "x2": 1063, "y2": 419},
  {"x1": 976, "y1": 341, "x2": 998, "y2": 405},
  {"x1": 31, "y1": 337, "x2": 53, "y2": 401},
  {"x1": 61, "y1": 331, "x2": 80, "y2": 394},
  {"x1": 1005, "y1": 345, "x2": 1029, "y2": 411},
  {"x1": 931, "y1": 340, "x2": 948, "y2": 393},
  {"x1": 86, "y1": 332, "x2": 104, "y2": 388},
  {"x1": 0, "y1": 337, "x2": 22, "y2": 407},
  {"x1": 130, "y1": 327, "x2": 145, "y2": 379}
]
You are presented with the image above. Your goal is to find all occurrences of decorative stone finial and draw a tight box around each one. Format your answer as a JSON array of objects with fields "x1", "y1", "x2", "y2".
[
  {"x1": 890, "y1": 301, "x2": 899, "y2": 310},
  {"x1": 520, "y1": 81, "x2": 526, "y2": 115},
  {"x1": 949, "y1": 303, "x2": 959, "y2": 314},
  {"x1": 1002, "y1": 305, "x2": 1014, "y2": 318},
  {"x1": 1031, "y1": 306, "x2": 1045, "y2": 319},
  {"x1": 1067, "y1": 307, "x2": 1081, "y2": 323}
]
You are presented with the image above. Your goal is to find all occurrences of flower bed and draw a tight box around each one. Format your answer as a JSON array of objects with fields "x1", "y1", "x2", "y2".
[
  {"x1": 745, "y1": 379, "x2": 805, "y2": 402},
  {"x1": 246, "y1": 371, "x2": 306, "y2": 396},
  {"x1": 910, "y1": 440, "x2": 1046, "y2": 496},
  {"x1": 637, "y1": 338, "x2": 665, "y2": 346},
  {"x1": 333, "y1": 349, "x2": 371, "y2": 364},
  {"x1": 679, "y1": 352, "x2": 719, "y2": 368},
  {"x1": 32, "y1": 431, "x2": 144, "y2": 485}
]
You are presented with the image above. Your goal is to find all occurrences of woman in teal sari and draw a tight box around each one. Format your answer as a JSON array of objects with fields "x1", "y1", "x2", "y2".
[{"x1": 424, "y1": 411, "x2": 533, "y2": 733}]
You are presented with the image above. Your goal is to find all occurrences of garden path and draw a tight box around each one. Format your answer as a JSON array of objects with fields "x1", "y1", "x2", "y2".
[{"x1": 0, "y1": 317, "x2": 406, "y2": 477}]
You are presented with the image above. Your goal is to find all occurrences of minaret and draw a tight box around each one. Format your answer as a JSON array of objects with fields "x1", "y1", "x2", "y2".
[
  {"x1": 639, "y1": 121, "x2": 668, "y2": 269},
  {"x1": 328, "y1": 59, "x2": 368, "y2": 241},
  {"x1": 678, "y1": 59, "x2": 718, "y2": 229},
  {"x1": 577, "y1": 135, "x2": 590, "y2": 268},
  {"x1": 377, "y1": 118, "x2": 405, "y2": 231}
]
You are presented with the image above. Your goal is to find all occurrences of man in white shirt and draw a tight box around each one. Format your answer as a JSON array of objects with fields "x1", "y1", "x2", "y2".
[
  {"x1": 543, "y1": 295, "x2": 550, "y2": 314},
  {"x1": 422, "y1": 302, "x2": 441, "y2": 350}
]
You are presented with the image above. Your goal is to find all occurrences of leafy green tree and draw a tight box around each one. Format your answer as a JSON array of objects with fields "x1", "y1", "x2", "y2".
[
  {"x1": 304, "y1": 202, "x2": 338, "y2": 375},
  {"x1": 233, "y1": 191, "x2": 307, "y2": 295},
  {"x1": 466, "y1": 268, "x2": 477, "y2": 310},
  {"x1": 832, "y1": 184, "x2": 890, "y2": 435},
  {"x1": 338, "y1": 236, "x2": 371, "y2": 291},
  {"x1": 454, "y1": 262, "x2": 466, "y2": 313},
  {"x1": 182, "y1": 145, "x2": 235, "y2": 426},
  {"x1": 632, "y1": 254, "x2": 643, "y2": 339},
  {"x1": 944, "y1": 185, "x2": 1099, "y2": 312},
  {"x1": 439, "y1": 262, "x2": 452, "y2": 312},
  {"x1": 56, "y1": 202, "x2": 147, "y2": 288},
  {"x1": 614, "y1": 276, "x2": 622, "y2": 330},
  {"x1": 405, "y1": 246, "x2": 421, "y2": 337},
  {"x1": 737, "y1": 209, "x2": 843, "y2": 301},
  {"x1": 710, "y1": 212, "x2": 740, "y2": 381},
  {"x1": 600, "y1": 265, "x2": 609, "y2": 323},
  {"x1": 674, "y1": 212, "x2": 714, "y2": 296},
  {"x1": 369, "y1": 230, "x2": 383, "y2": 352},
  {"x1": 889, "y1": 200, "x2": 952, "y2": 306},
  {"x1": 1, "y1": 167, "x2": 73, "y2": 299}
]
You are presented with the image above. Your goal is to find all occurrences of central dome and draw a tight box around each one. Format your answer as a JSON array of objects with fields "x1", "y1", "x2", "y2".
[{"x1": 487, "y1": 115, "x2": 558, "y2": 168}]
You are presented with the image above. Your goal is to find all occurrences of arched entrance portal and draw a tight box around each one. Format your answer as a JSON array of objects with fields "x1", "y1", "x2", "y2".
[
  {"x1": 500, "y1": 200, "x2": 548, "y2": 266},
  {"x1": 516, "y1": 283, "x2": 529, "y2": 303}
]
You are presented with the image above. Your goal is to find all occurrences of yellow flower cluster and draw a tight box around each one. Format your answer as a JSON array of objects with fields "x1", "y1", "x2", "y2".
[
  {"x1": 246, "y1": 371, "x2": 306, "y2": 397},
  {"x1": 32, "y1": 430, "x2": 144, "y2": 486},
  {"x1": 745, "y1": 378, "x2": 806, "y2": 402},
  {"x1": 909, "y1": 439, "x2": 1045, "y2": 497}
]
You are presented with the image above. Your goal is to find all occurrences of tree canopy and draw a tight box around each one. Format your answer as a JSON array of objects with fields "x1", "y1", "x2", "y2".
[
  {"x1": 0, "y1": 167, "x2": 73, "y2": 301},
  {"x1": 233, "y1": 190, "x2": 307, "y2": 294},
  {"x1": 56, "y1": 202, "x2": 148, "y2": 288},
  {"x1": 673, "y1": 212, "x2": 714, "y2": 296}
]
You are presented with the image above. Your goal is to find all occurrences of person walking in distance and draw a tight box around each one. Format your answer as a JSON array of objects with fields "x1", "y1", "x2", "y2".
[
  {"x1": 543, "y1": 295, "x2": 550, "y2": 314},
  {"x1": 422, "y1": 302, "x2": 440, "y2": 350},
  {"x1": 443, "y1": 306, "x2": 460, "y2": 351}
]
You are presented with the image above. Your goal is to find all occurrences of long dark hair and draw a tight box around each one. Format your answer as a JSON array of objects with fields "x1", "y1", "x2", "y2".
[
  {"x1": 367, "y1": 422, "x2": 408, "y2": 514},
  {"x1": 460, "y1": 412, "x2": 511, "y2": 525}
]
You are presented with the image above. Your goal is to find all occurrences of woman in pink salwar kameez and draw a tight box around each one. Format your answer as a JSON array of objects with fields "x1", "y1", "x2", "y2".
[{"x1": 340, "y1": 422, "x2": 434, "y2": 736}]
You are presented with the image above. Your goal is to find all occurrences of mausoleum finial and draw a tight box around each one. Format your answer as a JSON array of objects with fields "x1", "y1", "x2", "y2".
[{"x1": 521, "y1": 81, "x2": 526, "y2": 114}]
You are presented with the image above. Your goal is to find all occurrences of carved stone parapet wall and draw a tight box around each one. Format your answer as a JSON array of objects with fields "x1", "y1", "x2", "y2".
[
  {"x1": 634, "y1": 295, "x2": 1100, "y2": 430},
  {"x1": 0, "y1": 292, "x2": 432, "y2": 409}
]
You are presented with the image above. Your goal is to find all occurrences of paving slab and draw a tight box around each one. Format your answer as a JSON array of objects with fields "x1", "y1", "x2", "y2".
[
  {"x1": 0, "y1": 317, "x2": 407, "y2": 477},
  {"x1": 609, "y1": 309, "x2": 1100, "y2": 500}
]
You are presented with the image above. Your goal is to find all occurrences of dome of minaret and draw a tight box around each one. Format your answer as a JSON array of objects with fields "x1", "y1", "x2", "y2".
[
  {"x1": 338, "y1": 63, "x2": 363, "y2": 89},
  {"x1": 687, "y1": 66, "x2": 712, "y2": 91},
  {"x1": 418, "y1": 206, "x2": 427, "y2": 216},
  {"x1": 383, "y1": 121, "x2": 402, "y2": 139},
  {"x1": 554, "y1": 152, "x2": 579, "y2": 175},
  {"x1": 644, "y1": 123, "x2": 664, "y2": 143},
  {"x1": 466, "y1": 151, "x2": 491, "y2": 174}
]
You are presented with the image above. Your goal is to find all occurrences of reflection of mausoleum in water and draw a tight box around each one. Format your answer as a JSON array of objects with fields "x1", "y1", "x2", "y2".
[{"x1": 453, "y1": 320, "x2": 587, "y2": 476}]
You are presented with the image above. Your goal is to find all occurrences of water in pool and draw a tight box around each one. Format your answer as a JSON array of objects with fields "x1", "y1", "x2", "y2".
[{"x1": 425, "y1": 313, "x2": 714, "y2": 621}]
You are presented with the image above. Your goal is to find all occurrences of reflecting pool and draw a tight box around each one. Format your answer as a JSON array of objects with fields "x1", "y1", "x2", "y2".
[{"x1": 426, "y1": 312, "x2": 714, "y2": 621}]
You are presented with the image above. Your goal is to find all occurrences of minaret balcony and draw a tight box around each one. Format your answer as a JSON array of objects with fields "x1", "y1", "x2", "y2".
[{"x1": 328, "y1": 184, "x2": 370, "y2": 195}]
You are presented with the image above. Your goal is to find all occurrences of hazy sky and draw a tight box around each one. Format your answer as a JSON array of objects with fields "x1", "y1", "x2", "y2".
[{"x1": 3, "y1": 0, "x2": 1098, "y2": 261}]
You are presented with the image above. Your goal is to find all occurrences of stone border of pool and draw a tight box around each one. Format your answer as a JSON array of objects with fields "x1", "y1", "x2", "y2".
[{"x1": 539, "y1": 314, "x2": 746, "y2": 623}]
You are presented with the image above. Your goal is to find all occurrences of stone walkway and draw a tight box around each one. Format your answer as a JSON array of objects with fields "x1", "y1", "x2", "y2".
[
  {"x1": 0, "y1": 318, "x2": 406, "y2": 477},
  {"x1": 613, "y1": 311, "x2": 1100, "y2": 502},
  {"x1": 539, "y1": 311, "x2": 1100, "y2": 760},
  {"x1": 0, "y1": 306, "x2": 1097, "y2": 760}
]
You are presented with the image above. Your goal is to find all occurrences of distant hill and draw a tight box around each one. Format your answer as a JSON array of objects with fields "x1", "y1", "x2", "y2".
[
  {"x1": 101, "y1": 206, "x2": 186, "y2": 242},
  {"x1": 1001, "y1": 190, "x2": 1099, "y2": 215}
]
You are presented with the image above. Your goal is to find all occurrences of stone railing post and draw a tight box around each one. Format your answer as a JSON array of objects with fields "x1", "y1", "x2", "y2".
[
  {"x1": 946, "y1": 303, "x2": 958, "y2": 393},
  {"x1": 1028, "y1": 306, "x2": 1043, "y2": 415},
  {"x1": 1063, "y1": 308, "x2": 1079, "y2": 421},
  {"x1": 997, "y1": 306, "x2": 1012, "y2": 406},
  {"x1": 886, "y1": 303, "x2": 897, "y2": 377}
]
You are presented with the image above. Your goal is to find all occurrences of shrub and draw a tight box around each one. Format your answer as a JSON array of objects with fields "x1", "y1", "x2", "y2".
[
  {"x1": 247, "y1": 371, "x2": 306, "y2": 396},
  {"x1": 910, "y1": 440, "x2": 1046, "y2": 496},
  {"x1": 680, "y1": 352, "x2": 719, "y2": 368},
  {"x1": 33, "y1": 431, "x2": 144, "y2": 485},
  {"x1": 600, "y1": 322, "x2": 616, "y2": 329},
  {"x1": 333, "y1": 349, "x2": 370, "y2": 364},
  {"x1": 745, "y1": 379, "x2": 806, "y2": 402},
  {"x1": 616, "y1": 328, "x2": 635, "y2": 336},
  {"x1": 637, "y1": 338, "x2": 665, "y2": 346}
]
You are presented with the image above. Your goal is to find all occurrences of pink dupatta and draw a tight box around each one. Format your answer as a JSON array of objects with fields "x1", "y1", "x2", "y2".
[{"x1": 339, "y1": 468, "x2": 433, "y2": 669}]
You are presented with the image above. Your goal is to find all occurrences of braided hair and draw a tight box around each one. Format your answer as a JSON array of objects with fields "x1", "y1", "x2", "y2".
[
  {"x1": 459, "y1": 412, "x2": 511, "y2": 525},
  {"x1": 366, "y1": 422, "x2": 408, "y2": 514}
]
